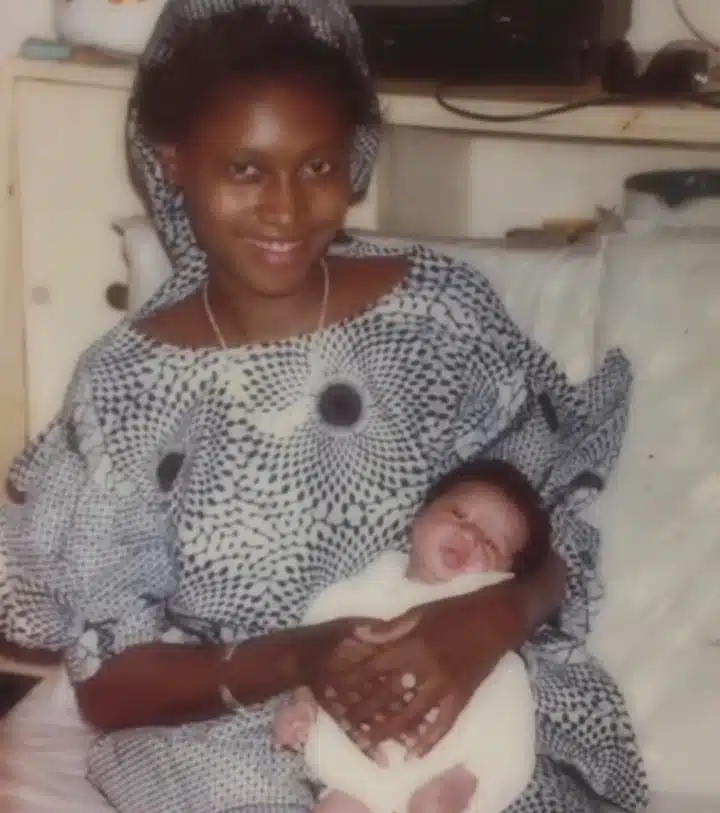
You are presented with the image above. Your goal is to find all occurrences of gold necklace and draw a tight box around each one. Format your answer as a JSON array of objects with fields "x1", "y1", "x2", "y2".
[{"x1": 202, "y1": 258, "x2": 331, "y2": 350}]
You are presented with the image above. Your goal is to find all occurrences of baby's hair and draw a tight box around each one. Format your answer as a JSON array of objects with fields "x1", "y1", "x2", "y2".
[
  {"x1": 424, "y1": 458, "x2": 551, "y2": 577},
  {"x1": 133, "y1": 6, "x2": 381, "y2": 145}
]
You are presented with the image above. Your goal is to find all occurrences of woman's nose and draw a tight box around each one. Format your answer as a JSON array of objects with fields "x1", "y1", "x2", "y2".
[{"x1": 259, "y1": 174, "x2": 297, "y2": 227}]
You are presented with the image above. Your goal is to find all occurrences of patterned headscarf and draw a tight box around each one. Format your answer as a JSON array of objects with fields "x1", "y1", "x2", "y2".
[{"x1": 127, "y1": 0, "x2": 380, "y2": 306}]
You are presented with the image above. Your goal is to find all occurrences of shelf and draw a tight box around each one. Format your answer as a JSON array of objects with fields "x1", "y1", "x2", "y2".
[
  {"x1": 4, "y1": 57, "x2": 720, "y2": 148},
  {"x1": 378, "y1": 83, "x2": 720, "y2": 147}
]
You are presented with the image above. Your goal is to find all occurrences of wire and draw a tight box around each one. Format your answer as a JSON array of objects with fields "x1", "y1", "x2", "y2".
[
  {"x1": 433, "y1": 86, "x2": 619, "y2": 123},
  {"x1": 433, "y1": 81, "x2": 720, "y2": 125},
  {"x1": 673, "y1": 0, "x2": 720, "y2": 53}
]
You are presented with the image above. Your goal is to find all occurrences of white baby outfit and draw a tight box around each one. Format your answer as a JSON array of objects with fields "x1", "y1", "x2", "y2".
[{"x1": 302, "y1": 551, "x2": 536, "y2": 813}]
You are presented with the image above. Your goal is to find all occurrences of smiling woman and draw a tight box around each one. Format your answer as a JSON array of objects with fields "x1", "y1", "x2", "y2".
[{"x1": 132, "y1": 6, "x2": 384, "y2": 340}]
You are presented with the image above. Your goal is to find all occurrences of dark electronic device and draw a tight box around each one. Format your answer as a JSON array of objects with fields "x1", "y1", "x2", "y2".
[
  {"x1": 602, "y1": 40, "x2": 710, "y2": 95},
  {"x1": 349, "y1": 0, "x2": 633, "y2": 85}
]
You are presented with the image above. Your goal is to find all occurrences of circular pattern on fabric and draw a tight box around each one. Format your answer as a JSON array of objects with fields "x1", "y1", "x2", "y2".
[
  {"x1": 316, "y1": 380, "x2": 364, "y2": 429},
  {"x1": 157, "y1": 452, "x2": 186, "y2": 492}
]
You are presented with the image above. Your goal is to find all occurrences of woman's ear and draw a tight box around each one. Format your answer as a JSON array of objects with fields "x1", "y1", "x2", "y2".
[{"x1": 157, "y1": 144, "x2": 181, "y2": 187}]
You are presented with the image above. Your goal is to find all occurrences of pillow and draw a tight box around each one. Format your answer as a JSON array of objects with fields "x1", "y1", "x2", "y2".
[
  {"x1": 114, "y1": 216, "x2": 173, "y2": 315},
  {"x1": 587, "y1": 229, "x2": 720, "y2": 797},
  {"x1": 346, "y1": 230, "x2": 607, "y2": 382}
]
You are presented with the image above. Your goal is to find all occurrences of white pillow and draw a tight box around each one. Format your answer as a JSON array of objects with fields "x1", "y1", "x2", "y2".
[
  {"x1": 587, "y1": 229, "x2": 720, "y2": 797},
  {"x1": 346, "y1": 231, "x2": 606, "y2": 382},
  {"x1": 114, "y1": 216, "x2": 173, "y2": 315}
]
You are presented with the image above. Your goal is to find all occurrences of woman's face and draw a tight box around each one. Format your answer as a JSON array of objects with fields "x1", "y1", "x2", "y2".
[{"x1": 163, "y1": 77, "x2": 355, "y2": 296}]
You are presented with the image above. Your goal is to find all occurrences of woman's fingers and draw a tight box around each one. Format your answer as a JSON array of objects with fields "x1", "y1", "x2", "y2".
[
  {"x1": 329, "y1": 634, "x2": 376, "y2": 670},
  {"x1": 353, "y1": 612, "x2": 420, "y2": 645},
  {"x1": 353, "y1": 678, "x2": 447, "y2": 752},
  {"x1": 326, "y1": 638, "x2": 416, "y2": 694},
  {"x1": 406, "y1": 694, "x2": 459, "y2": 758},
  {"x1": 340, "y1": 668, "x2": 430, "y2": 730}
]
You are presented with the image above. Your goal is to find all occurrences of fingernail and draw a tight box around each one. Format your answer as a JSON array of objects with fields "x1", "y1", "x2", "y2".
[{"x1": 425, "y1": 707, "x2": 439, "y2": 724}]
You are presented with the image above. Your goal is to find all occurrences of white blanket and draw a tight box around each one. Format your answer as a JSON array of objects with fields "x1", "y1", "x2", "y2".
[{"x1": 302, "y1": 552, "x2": 536, "y2": 813}]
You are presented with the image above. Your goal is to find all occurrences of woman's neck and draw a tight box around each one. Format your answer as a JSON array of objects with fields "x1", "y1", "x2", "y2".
[{"x1": 205, "y1": 263, "x2": 328, "y2": 347}]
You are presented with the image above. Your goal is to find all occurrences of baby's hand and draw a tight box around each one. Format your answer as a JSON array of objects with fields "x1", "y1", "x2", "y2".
[{"x1": 274, "y1": 700, "x2": 317, "y2": 751}]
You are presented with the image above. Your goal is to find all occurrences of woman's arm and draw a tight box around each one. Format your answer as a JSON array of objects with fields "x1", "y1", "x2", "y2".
[
  {"x1": 76, "y1": 618, "x2": 355, "y2": 732},
  {"x1": 506, "y1": 547, "x2": 567, "y2": 648}
]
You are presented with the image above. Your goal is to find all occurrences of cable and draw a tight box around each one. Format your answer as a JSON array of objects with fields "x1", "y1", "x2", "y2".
[
  {"x1": 433, "y1": 82, "x2": 720, "y2": 125},
  {"x1": 673, "y1": 0, "x2": 720, "y2": 53},
  {"x1": 434, "y1": 86, "x2": 619, "y2": 123}
]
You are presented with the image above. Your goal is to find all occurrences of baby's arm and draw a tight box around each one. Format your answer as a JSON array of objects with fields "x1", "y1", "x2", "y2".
[{"x1": 274, "y1": 687, "x2": 318, "y2": 751}]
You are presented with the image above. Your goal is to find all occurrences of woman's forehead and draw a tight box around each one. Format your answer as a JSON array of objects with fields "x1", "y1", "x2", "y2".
[{"x1": 186, "y1": 77, "x2": 352, "y2": 151}]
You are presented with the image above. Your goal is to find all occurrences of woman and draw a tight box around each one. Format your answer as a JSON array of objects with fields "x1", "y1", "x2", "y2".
[{"x1": 0, "y1": 2, "x2": 647, "y2": 813}]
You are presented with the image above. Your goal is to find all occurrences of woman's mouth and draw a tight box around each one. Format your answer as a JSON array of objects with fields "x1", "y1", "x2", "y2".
[{"x1": 246, "y1": 239, "x2": 303, "y2": 265}]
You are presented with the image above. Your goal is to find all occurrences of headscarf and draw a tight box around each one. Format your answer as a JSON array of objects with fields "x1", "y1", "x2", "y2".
[{"x1": 127, "y1": 0, "x2": 380, "y2": 307}]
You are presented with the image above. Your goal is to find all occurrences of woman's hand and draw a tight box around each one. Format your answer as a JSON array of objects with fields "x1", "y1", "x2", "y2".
[{"x1": 315, "y1": 580, "x2": 527, "y2": 759}]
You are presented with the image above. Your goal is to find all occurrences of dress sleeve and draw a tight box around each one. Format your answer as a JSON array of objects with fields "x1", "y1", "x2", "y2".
[
  {"x1": 1, "y1": 366, "x2": 179, "y2": 683},
  {"x1": 446, "y1": 262, "x2": 632, "y2": 656}
]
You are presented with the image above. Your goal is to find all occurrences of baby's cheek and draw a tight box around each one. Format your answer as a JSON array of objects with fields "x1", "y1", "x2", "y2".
[
  {"x1": 411, "y1": 517, "x2": 441, "y2": 559},
  {"x1": 492, "y1": 543, "x2": 514, "y2": 571}
]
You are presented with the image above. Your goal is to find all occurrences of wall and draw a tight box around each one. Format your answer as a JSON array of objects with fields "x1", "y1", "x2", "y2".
[
  {"x1": 3, "y1": 0, "x2": 720, "y2": 237},
  {"x1": 0, "y1": 0, "x2": 54, "y2": 57},
  {"x1": 629, "y1": 0, "x2": 720, "y2": 51}
]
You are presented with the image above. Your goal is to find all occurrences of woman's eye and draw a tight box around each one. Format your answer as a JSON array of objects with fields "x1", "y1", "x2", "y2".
[
  {"x1": 303, "y1": 159, "x2": 333, "y2": 178},
  {"x1": 228, "y1": 162, "x2": 260, "y2": 181}
]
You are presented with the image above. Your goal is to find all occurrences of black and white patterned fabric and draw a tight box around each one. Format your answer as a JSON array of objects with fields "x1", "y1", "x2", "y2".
[{"x1": 0, "y1": 2, "x2": 648, "y2": 812}]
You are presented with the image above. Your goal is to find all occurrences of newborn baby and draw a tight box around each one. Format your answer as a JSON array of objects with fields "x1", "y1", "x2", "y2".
[{"x1": 275, "y1": 459, "x2": 551, "y2": 813}]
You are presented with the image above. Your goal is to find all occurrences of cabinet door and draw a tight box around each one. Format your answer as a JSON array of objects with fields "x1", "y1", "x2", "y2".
[{"x1": 15, "y1": 78, "x2": 139, "y2": 436}]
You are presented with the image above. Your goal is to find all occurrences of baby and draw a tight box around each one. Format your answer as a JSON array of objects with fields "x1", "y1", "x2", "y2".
[{"x1": 274, "y1": 459, "x2": 551, "y2": 813}]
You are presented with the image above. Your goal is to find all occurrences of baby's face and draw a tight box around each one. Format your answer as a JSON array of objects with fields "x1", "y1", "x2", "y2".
[{"x1": 408, "y1": 481, "x2": 529, "y2": 583}]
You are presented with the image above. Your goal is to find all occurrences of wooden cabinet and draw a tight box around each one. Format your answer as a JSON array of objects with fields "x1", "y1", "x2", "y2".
[
  {"x1": 0, "y1": 64, "x2": 147, "y2": 478},
  {"x1": 14, "y1": 79, "x2": 137, "y2": 438}
]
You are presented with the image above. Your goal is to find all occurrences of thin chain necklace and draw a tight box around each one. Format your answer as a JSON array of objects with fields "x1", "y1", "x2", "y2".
[{"x1": 202, "y1": 258, "x2": 331, "y2": 350}]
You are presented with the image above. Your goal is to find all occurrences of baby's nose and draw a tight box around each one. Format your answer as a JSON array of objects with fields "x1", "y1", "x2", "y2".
[{"x1": 459, "y1": 522, "x2": 481, "y2": 543}]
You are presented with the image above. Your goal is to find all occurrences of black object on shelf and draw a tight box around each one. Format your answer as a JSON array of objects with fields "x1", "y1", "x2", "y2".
[{"x1": 349, "y1": 0, "x2": 632, "y2": 85}]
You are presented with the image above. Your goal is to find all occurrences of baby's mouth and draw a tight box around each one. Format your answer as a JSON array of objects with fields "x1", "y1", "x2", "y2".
[{"x1": 440, "y1": 541, "x2": 471, "y2": 570}]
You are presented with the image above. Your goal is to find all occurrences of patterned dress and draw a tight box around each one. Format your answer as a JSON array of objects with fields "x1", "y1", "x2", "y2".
[{"x1": 0, "y1": 242, "x2": 648, "y2": 813}]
